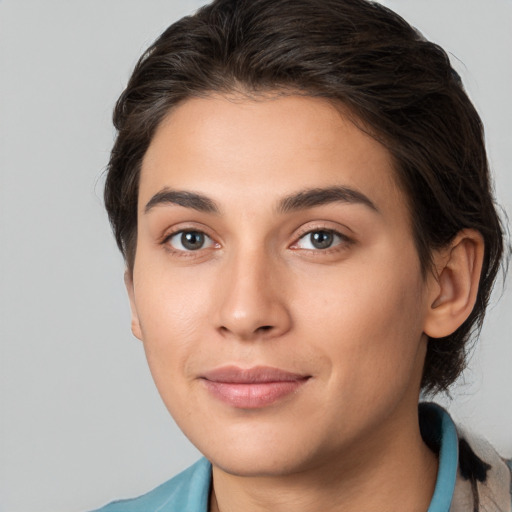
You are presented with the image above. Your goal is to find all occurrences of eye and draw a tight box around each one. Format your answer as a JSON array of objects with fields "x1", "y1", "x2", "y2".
[
  {"x1": 166, "y1": 230, "x2": 216, "y2": 251},
  {"x1": 294, "y1": 229, "x2": 346, "y2": 250}
]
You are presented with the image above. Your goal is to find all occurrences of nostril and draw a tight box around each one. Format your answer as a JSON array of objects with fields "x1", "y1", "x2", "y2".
[{"x1": 217, "y1": 323, "x2": 277, "y2": 340}]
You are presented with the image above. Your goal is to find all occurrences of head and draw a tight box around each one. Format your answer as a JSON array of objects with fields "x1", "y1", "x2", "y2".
[
  {"x1": 104, "y1": 0, "x2": 510, "y2": 481},
  {"x1": 105, "y1": 0, "x2": 504, "y2": 397}
]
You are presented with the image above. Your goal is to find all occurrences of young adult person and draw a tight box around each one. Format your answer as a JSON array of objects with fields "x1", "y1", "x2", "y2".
[{"x1": 94, "y1": 0, "x2": 511, "y2": 510}]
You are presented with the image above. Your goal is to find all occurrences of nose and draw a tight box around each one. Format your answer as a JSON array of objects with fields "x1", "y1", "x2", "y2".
[{"x1": 214, "y1": 248, "x2": 292, "y2": 341}]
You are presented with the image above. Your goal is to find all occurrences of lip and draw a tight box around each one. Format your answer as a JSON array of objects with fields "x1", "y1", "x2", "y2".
[{"x1": 200, "y1": 366, "x2": 310, "y2": 409}]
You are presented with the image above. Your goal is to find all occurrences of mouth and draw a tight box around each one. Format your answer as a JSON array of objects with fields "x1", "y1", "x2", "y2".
[{"x1": 199, "y1": 366, "x2": 311, "y2": 409}]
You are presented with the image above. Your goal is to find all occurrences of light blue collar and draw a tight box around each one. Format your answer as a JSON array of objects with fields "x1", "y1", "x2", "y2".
[{"x1": 423, "y1": 403, "x2": 459, "y2": 512}]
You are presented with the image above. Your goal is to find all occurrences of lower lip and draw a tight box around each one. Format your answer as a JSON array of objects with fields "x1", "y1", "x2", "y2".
[{"x1": 202, "y1": 379, "x2": 308, "y2": 409}]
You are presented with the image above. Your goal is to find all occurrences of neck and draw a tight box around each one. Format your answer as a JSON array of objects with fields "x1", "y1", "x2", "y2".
[{"x1": 209, "y1": 407, "x2": 438, "y2": 512}]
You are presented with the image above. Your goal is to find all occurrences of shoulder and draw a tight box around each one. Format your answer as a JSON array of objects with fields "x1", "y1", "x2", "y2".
[
  {"x1": 91, "y1": 458, "x2": 211, "y2": 512},
  {"x1": 452, "y1": 424, "x2": 512, "y2": 512},
  {"x1": 420, "y1": 402, "x2": 511, "y2": 512}
]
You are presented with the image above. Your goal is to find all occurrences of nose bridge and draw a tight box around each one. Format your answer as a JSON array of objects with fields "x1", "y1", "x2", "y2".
[{"x1": 215, "y1": 242, "x2": 291, "y2": 340}]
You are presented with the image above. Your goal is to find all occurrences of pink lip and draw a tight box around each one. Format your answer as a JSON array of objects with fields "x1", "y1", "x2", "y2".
[{"x1": 200, "y1": 366, "x2": 310, "y2": 409}]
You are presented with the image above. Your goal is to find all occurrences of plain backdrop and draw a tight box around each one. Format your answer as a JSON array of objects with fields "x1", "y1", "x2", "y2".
[{"x1": 0, "y1": 1, "x2": 511, "y2": 511}]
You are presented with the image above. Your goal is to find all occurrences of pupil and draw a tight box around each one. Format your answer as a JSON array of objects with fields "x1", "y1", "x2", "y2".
[
  {"x1": 181, "y1": 231, "x2": 204, "y2": 250},
  {"x1": 311, "y1": 231, "x2": 333, "y2": 249}
]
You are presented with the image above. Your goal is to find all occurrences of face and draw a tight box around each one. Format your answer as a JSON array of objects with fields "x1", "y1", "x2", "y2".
[{"x1": 128, "y1": 94, "x2": 436, "y2": 477}]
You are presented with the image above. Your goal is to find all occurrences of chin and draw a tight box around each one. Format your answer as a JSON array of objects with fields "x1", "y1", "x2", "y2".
[
  {"x1": 210, "y1": 450, "x2": 312, "y2": 478},
  {"x1": 195, "y1": 426, "x2": 328, "y2": 478}
]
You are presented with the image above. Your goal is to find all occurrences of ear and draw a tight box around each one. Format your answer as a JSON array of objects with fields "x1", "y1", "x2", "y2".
[
  {"x1": 124, "y1": 270, "x2": 143, "y2": 341},
  {"x1": 423, "y1": 229, "x2": 484, "y2": 339}
]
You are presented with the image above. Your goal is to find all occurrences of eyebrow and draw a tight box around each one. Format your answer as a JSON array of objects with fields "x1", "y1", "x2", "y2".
[
  {"x1": 144, "y1": 189, "x2": 219, "y2": 214},
  {"x1": 144, "y1": 185, "x2": 378, "y2": 216},
  {"x1": 277, "y1": 186, "x2": 378, "y2": 214}
]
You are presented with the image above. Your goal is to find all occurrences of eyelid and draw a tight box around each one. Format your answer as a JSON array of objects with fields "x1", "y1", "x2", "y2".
[
  {"x1": 290, "y1": 224, "x2": 354, "y2": 251},
  {"x1": 167, "y1": 230, "x2": 215, "y2": 251},
  {"x1": 160, "y1": 224, "x2": 221, "y2": 254}
]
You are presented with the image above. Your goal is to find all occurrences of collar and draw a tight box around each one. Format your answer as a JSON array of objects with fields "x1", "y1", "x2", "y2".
[{"x1": 420, "y1": 402, "x2": 459, "y2": 512}]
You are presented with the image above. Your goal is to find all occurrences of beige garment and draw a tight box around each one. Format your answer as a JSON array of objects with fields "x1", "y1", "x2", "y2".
[{"x1": 450, "y1": 426, "x2": 511, "y2": 512}]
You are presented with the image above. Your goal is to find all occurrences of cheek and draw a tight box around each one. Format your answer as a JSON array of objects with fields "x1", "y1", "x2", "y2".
[
  {"x1": 296, "y1": 254, "x2": 427, "y2": 394},
  {"x1": 133, "y1": 268, "x2": 214, "y2": 387}
]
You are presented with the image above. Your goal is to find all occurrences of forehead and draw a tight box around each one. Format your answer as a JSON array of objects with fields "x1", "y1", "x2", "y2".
[{"x1": 139, "y1": 94, "x2": 408, "y2": 223}]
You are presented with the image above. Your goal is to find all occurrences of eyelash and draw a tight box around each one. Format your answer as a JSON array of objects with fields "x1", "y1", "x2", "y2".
[
  {"x1": 291, "y1": 228, "x2": 352, "y2": 252},
  {"x1": 161, "y1": 226, "x2": 352, "y2": 256},
  {"x1": 162, "y1": 229, "x2": 218, "y2": 254}
]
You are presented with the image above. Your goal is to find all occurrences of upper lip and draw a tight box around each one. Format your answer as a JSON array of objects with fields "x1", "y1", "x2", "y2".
[{"x1": 200, "y1": 366, "x2": 310, "y2": 383}]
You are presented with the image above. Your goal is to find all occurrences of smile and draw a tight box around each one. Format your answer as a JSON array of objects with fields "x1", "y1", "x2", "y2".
[{"x1": 200, "y1": 366, "x2": 311, "y2": 409}]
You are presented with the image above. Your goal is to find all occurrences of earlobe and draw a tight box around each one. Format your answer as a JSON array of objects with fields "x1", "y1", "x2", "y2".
[
  {"x1": 424, "y1": 229, "x2": 484, "y2": 339},
  {"x1": 124, "y1": 270, "x2": 143, "y2": 341}
]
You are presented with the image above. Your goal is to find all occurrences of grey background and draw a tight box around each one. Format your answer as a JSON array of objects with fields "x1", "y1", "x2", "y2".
[{"x1": 0, "y1": 1, "x2": 510, "y2": 511}]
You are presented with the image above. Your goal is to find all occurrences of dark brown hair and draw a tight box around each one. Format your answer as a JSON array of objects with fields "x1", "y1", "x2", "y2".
[{"x1": 104, "y1": 0, "x2": 505, "y2": 394}]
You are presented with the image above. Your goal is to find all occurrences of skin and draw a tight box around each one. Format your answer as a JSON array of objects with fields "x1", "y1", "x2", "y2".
[{"x1": 126, "y1": 94, "x2": 483, "y2": 511}]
